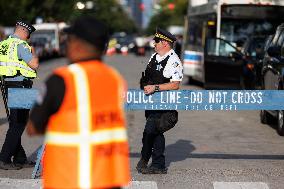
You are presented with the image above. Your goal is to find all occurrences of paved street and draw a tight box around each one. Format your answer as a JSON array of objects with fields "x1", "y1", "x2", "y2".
[{"x1": 0, "y1": 54, "x2": 283, "y2": 188}]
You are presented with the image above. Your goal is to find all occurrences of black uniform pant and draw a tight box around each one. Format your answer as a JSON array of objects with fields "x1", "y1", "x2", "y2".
[
  {"x1": 0, "y1": 109, "x2": 29, "y2": 163},
  {"x1": 141, "y1": 110, "x2": 178, "y2": 169},
  {"x1": 0, "y1": 79, "x2": 32, "y2": 163}
]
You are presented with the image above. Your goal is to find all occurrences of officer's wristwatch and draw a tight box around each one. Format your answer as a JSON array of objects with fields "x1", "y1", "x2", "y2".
[{"x1": 154, "y1": 85, "x2": 160, "y2": 92}]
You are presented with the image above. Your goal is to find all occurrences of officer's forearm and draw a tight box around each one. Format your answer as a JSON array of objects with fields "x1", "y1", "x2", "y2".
[
  {"x1": 158, "y1": 81, "x2": 180, "y2": 91},
  {"x1": 28, "y1": 56, "x2": 39, "y2": 70},
  {"x1": 140, "y1": 71, "x2": 149, "y2": 90},
  {"x1": 144, "y1": 81, "x2": 180, "y2": 95}
]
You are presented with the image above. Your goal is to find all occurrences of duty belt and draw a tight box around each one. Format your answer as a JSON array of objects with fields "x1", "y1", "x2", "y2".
[{"x1": 0, "y1": 62, "x2": 34, "y2": 72}]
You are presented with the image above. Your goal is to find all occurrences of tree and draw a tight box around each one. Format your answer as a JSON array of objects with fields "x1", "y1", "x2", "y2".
[
  {"x1": 146, "y1": 0, "x2": 188, "y2": 34},
  {"x1": 0, "y1": 0, "x2": 32, "y2": 25},
  {"x1": 0, "y1": 0, "x2": 137, "y2": 34},
  {"x1": 74, "y1": 0, "x2": 137, "y2": 34},
  {"x1": 0, "y1": 0, "x2": 77, "y2": 25}
]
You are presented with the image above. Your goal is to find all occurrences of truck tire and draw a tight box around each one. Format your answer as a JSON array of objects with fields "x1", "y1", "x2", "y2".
[{"x1": 260, "y1": 110, "x2": 272, "y2": 124}]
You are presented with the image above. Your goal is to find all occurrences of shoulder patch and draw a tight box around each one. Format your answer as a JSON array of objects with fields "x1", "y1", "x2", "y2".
[
  {"x1": 18, "y1": 43, "x2": 30, "y2": 51},
  {"x1": 172, "y1": 62, "x2": 180, "y2": 68},
  {"x1": 22, "y1": 44, "x2": 30, "y2": 50}
]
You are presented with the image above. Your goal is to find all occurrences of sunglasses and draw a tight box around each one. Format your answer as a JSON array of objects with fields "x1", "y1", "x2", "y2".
[{"x1": 154, "y1": 38, "x2": 162, "y2": 43}]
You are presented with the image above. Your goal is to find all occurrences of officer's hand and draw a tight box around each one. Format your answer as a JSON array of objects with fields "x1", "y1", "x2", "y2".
[{"x1": 144, "y1": 85, "x2": 155, "y2": 95}]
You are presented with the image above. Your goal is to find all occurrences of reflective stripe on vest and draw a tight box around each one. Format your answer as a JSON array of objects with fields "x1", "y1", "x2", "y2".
[
  {"x1": 70, "y1": 63, "x2": 92, "y2": 188},
  {"x1": 8, "y1": 40, "x2": 18, "y2": 60},
  {"x1": 0, "y1": 62, "x2": 34, "y2": 72},
  {"x1": 46, "y1": 128, "x2": 127, "y2": 146},
  {"x1": 44, "y1": 62, "x2": 130, "y2": 189},
  {"x1": 0, "y1": 37, "x2": 36, "y2": 78}
]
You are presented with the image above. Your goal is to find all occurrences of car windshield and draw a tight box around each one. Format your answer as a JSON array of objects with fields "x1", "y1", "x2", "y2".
[
  {"x1": 116, "y1": 36, "x2": 134, "y2": 45},
  {"x1": 220, "y1": 20, "x2": 277, "y2": 42},
  {"x1": 220, "y1": 5, "x2": 284, "y2": 43}
]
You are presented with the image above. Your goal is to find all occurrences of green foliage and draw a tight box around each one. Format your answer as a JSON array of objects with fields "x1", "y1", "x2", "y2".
[
  {"x1": 146, "y1": 0, "x2": 188, "y2": 34},
  {"x1": 0, "y1": 0, "x2": 30, "y2": 25},
  {"x1": 75, "y1": 0, "x2": 137, "y2": 34},
  {"x1": 0, "y1": 0, "x2": 77, "y2": 25},
  {"x1": 0, "y1": 0, "x2": 137, "y2": 34}
]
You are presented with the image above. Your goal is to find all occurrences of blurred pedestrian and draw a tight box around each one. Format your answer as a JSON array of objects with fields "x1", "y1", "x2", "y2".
[
  {"x1": 27, "y1": 16, "x2": 130, "y2": 189},
  {"x1": 236, "y1": 39, "x2": 244, "y2": 52},
  {"x1": 138, "y1": 28, "x2": 183, "y2": 174},
  {"x1": 174, "y1": 34, "x2": 183, "y2": 58},
  {"x1": 0, "y1": 21, "x2": 38, "y2": 170}
]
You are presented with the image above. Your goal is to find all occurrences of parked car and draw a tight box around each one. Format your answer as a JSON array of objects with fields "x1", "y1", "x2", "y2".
[
  {"x1": 133, "y1": 36, "x2": 147, "y2": 56},
  {"x1": 260, "y1": 23, "x2": 284, "y2": 136},
  {"x1": 111, "y1": 32, "x2": 135, "y2": 54},
  {"x1": 204, "y1": 37, "x2": 263, "y2": 89}
]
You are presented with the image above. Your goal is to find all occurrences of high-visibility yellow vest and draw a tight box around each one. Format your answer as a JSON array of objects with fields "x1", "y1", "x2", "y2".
[{"x1": 0, "y1": 37, "x2": 36, "y2": 78}]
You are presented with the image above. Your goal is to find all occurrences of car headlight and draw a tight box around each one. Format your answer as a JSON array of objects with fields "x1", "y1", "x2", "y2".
[
  {"x1": 128, "y1": 43, "x2": 135, "y2": 49},
  {"x1": 121, "y1": 46, "x2": 128, "y2": 51}
]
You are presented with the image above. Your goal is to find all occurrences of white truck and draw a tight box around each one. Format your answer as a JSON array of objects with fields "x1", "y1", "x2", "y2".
[{"x1": 31, "y1": 22, "x2": 68, "y2": 58}]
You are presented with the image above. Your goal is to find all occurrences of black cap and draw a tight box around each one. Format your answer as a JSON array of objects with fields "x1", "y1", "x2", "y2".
[
  {"x1": 154, "y1": 28, "x2": 176, "y2": 43},
  {"x1": 16, "y1": 21, "x2": 36, "y2": 35},
  {"x1": 64, "y1": 16, "x2": 109, "y2": 51}
]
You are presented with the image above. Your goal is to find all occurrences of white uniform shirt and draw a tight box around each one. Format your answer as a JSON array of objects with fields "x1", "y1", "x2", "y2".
[{"x1": 148, "y1": 49, "x2": 183, "y2": 82}]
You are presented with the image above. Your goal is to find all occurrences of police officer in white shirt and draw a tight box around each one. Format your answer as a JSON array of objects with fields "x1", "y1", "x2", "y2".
[{"x1": 137, "y1": 28, "x2": 183, "y2": 174}]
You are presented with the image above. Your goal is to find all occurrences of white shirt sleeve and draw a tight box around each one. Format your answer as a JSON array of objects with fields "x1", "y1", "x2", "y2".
[{"x1": 163, "y1": 53, "x2": 183, "y2": 82}]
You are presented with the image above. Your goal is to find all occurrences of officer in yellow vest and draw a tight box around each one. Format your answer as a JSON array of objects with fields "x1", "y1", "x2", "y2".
[{"x1": 0, "y1": 21, "x2": 39, "y2": 170}]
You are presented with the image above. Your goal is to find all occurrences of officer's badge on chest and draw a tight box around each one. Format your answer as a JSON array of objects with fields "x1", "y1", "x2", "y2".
[{"x1": 156, "y1": 64, "x2": 163, "y2": 71}]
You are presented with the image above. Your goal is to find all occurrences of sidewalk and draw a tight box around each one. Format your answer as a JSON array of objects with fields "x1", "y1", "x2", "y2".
[{"x1": 0, "y1": 178, "x2": 158, "y2": 189}]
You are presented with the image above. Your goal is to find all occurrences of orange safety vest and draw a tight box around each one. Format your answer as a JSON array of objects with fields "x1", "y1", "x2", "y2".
[{"x1": 43, "y1": 60, "x2": 130, "y2": 189}]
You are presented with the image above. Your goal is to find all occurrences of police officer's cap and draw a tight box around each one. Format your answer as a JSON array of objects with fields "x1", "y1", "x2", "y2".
[
  {"x1": 154, "y1": 28, "x2": 176, "y2": 43},
  {"x1": 16, "y1": 21, "x2": 36, "y2": 36},
  {"x1": 63, "y1": 16, "x2": 109, "y2": 51}
]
